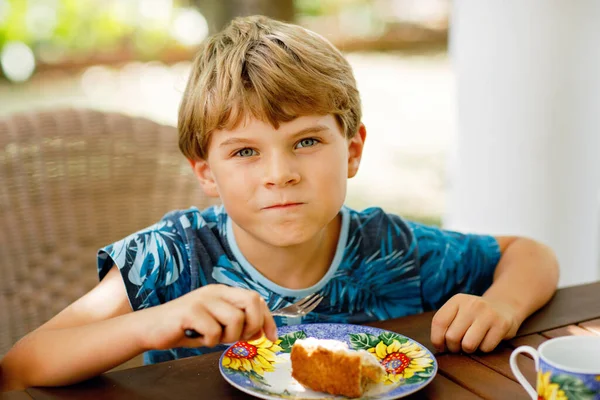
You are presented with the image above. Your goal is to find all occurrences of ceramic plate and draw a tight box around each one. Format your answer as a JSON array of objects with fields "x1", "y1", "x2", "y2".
[{"x1": 219, "y1": 323, "x2": 437, "y2": 399}]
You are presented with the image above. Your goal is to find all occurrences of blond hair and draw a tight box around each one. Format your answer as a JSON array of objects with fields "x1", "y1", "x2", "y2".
[{"x1": 178, "y1": 15, "x2": 361, "y2": 160}]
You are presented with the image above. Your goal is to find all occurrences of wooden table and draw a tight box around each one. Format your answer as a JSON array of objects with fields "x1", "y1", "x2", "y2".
[{"x1": 4, "y1": 282, "x2": 600, "y2": 399}]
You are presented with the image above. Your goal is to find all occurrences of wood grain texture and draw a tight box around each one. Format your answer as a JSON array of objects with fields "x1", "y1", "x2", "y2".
[
  {"x1": 0, "y1": 392, "x2": 33, "y2": 400},
  {"x1": 579, "y1": 318, "x2": 600, "y2": 335},
  {"x1": 510, "y1": 334, "x2": 548, "y2": 350},
  {"x1": 436, "y1": 354, "x2": 531, "y2": 400},
  {"x1": 469, "y1": 343, "x2": 536, "y2": 383},
  {"x1": 542, "y1": 325, "x2": 597, "y2": 338},
  {"x1": 416, "y1": 373, "x2": 483, "y2": 399},
  {"x1": 516, "y1": 282, "x2": 600, "y2": 336}
]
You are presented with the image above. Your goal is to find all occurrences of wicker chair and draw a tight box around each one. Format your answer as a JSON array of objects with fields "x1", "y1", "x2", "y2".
[{"x1": 0, "y1": 108, "x2": 217, "y2": 368}]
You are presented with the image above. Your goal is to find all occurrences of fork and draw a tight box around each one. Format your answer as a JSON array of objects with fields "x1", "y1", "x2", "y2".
[{"x1": 184, "y1": 292, "x2": 323, "y2": 339}]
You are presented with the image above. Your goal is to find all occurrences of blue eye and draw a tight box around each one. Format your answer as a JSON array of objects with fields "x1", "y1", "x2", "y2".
[
  {"x1": 296, "y1": 138, "x2": 319, "y2": 148},
  {"x1": 236, "y1": 148, "x2": 257, "y2": 157}
]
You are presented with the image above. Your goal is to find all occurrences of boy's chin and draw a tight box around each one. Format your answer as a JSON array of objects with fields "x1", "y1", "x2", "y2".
[
  {"x1": 258, "y1": 227, "x2": 317, "y2": 248},
  {"x1": 262, "y1": 233, "x2": 312, "y2": 248}
]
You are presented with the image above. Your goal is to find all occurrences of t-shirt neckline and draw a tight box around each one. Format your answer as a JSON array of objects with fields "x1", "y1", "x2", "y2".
[{"x1": 225, "y1": 207, "x2": 350, "y2": 298}]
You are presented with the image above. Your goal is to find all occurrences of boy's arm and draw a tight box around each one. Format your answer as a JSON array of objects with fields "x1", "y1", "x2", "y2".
[
  {"x1": 1, "y1": 266, "x2": 278, "y2": 391},
  {"x1": 482, "y1": 236, "x2": 559, "y2": 327},
  {"x1": 0, "y1": 266, "x2": 144, "y2": 390},
  {"x1": 431, "y1": 236, "x2": 559, "y2": 353}
]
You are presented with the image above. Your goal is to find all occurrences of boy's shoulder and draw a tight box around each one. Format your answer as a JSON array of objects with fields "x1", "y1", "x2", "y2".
[
  {"x1": 344, "y1": 205, "x2": 489, "y2": 264},
  {"x1": 342, "y1": 205, "x2": 419, "y2": 263},
  {"x1": 347, "y1": 205, "x2": 464, "y2": 247},
  {"x1": 345, "y1": 205, "x2": 415, "y2": 245},
  {"x1": 98, "y1": 205, "x2": 229, "y2": 277},
  {"x1": 160, "y1": 204, "x2": 226, "y2": 228},
  {"x1": 97, "y1": 204, "x2": 232, "y2": 308}
]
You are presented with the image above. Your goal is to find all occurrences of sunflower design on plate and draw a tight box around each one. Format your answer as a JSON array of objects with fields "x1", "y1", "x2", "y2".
[
  {"x1": 371, "y1": 339, "x2": 434, "y2": 384},
  {"x1": 221, "y1": 335, "x2": 283, "y2": 384},
  {"x1": 349, "y1": 331, "x2": 435, "y2": 386}
]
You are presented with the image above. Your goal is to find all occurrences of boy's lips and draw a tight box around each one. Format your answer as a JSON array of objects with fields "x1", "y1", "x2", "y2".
[{"x1": 263, "y1": 202, "x2": 304, "y2": 210}]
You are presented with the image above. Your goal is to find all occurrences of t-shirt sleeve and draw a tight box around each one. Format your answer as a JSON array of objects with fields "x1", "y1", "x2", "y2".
[
  {"x1": 407, "y1": 221, "x2": 502, "y2": 311},
  {"x1": 97, "y1": 218, "x2": 190, "y2": 311}
]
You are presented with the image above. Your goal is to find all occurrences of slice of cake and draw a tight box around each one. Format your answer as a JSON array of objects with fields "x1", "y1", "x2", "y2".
[{"x1": 290, "y1": 337, "x2": 385, "y2": 398}]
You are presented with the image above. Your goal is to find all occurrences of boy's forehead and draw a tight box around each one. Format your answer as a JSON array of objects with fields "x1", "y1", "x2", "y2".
[{"x1": 214, "y1": 114, "x2": 339, "y2": 137}]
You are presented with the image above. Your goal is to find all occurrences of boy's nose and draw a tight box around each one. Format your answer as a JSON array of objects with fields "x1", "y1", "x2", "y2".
[{"x1": 263, "y1": 153, "x2": 300, "y2": 187}]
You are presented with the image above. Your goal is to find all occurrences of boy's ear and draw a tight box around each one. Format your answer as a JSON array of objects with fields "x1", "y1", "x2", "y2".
[
  {"x1": 347, "y1": 123, "x2": 367, "y2": 178},
  {"x1": 188, "y1": 159, "x2": 220, "y2": 198}
]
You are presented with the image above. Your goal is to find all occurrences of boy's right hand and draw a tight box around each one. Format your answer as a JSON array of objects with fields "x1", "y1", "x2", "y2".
[{"x1": 141, "y1": 284, "x2": 278, "y2": 350}]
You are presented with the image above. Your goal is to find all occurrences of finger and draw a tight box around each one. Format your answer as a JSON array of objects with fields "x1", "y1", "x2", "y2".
[
  {"x1": 444, "y1": 308, "x2": 477, "y2": 353},
  {"x1": 218, "y1": 287, "x2": 277, "y2": 342},
  {"x1": 460, "y1": 317, "x2": 492, "y2": 354},
  {"x1": 262, "y1": 299, "x2": 278, "y2": 342},
  {"x1": 430, "y1": 300, "x2": 459, "y2": 351},
  {"x1": 182, "y1": 309, "x2": 223, "y2": 348},
  {"x1": 219, "y1": 286, "x2": 263, "y2": 314},
  {"x1": 243, "y1": 300, "x2": 278, "y2": 343},
  {"x1": 247, "y1": 330, "x2": 265, "y2": 342},
  {"x1": 479, "y1": 323, "x2": 508, "y2": 353},
  {"x1": 238, "y1": 292, "x2": 265, "y2": 340},
  {"x1": 207, "y1": 300, "x2": 246, "y2": 344}
]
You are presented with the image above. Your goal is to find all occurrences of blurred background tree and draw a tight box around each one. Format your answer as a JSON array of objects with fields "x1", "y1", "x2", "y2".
[
  {"x1": 192, "y1": 0, "x2": 294, "y2": 32},
  {"x1": 0, "y1": 0, "x2": 448, "y2": 82},
  {"x1": 0, "y1": 0, "x2": 208, "y2": 80}
]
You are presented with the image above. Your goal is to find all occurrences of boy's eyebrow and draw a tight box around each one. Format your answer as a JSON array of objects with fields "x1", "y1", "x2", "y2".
[
  {"x1": 219, "y1": 137, "x2": 254, "y2": 148},
  {"x1": 218, "y1": 125, "x2": 330, "y2": 148},
  {"x1": 290, "y1": 125, "x2": 330, "y2": 138}
]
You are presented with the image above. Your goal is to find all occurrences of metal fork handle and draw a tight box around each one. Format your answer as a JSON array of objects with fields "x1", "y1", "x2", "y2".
[{"x1": 184, "y1": 329, "x2": 203, "y2": 339}]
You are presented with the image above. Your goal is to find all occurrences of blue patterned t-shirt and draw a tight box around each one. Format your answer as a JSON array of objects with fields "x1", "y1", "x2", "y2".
[{"x1": 97, "y1": 205, "x2": 500, "y2": 364}]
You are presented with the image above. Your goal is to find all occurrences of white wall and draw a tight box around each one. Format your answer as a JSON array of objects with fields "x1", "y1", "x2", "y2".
[{"x1": 446, "y1": 1, "x2": 600, "y2": 287}]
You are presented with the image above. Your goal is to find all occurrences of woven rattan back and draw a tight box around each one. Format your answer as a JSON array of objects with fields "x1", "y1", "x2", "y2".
[{"x1": 0, "y1": 108, "x2": 217, "y2": 360}]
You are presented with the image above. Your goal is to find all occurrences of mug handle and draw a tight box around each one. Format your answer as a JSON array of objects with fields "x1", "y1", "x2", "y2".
[{"x1": 509, "y1": 345, "x2": 539, "y2": 400}]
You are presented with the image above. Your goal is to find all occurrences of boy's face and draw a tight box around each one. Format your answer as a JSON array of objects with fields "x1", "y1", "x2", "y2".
[{"x1": 191, "y1": 114, "x2": 366, "y2": 248}]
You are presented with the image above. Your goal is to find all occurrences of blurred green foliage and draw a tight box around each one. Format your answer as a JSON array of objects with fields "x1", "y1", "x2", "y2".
[
  {"x1": 0, "y1": 0, "x2": 189, "y2": 63},
  {"x1": 0, "y1": 0, "x2": 367, "y2": 63},
  {"x1": 295, "y1": 0, "x2": 370, "y2": 17}
]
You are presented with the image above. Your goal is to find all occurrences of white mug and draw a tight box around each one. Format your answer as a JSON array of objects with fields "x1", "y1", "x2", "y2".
[{"x1": 510, "y1": 336, "x2": 600, "y2": 399}]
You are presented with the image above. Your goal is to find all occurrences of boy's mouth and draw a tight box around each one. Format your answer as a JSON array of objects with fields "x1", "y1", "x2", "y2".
[{"x1": 263, "y1": 202, "x2": 304, "y2": 210}]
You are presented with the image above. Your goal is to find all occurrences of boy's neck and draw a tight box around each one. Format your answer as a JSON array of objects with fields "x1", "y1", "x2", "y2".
[{"x1": 231, "y1": 213, "x2": 342, "y2": 290}]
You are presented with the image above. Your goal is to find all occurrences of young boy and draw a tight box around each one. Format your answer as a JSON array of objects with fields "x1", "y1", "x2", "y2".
[{"x1": 0, "y1": 15, "x2": 558, "y2": 391}]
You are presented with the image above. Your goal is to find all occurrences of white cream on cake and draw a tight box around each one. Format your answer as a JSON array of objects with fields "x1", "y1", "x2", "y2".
[
  {"x1": 295, "y1": 337, "x2": 349, "y2": 352},
  {"x1": 295, "y1": 338, "x2": 382, "y2": 368}
]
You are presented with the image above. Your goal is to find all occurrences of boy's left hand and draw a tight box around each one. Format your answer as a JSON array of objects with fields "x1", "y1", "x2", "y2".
[{"x1": 430, "y1": 293, "x2": 522, "y2": 353}]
